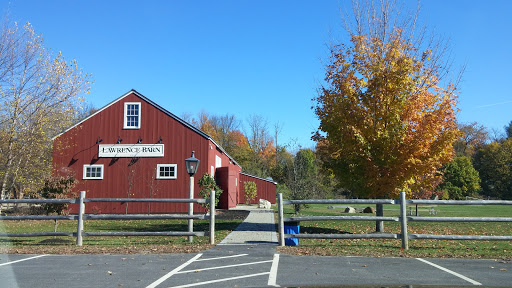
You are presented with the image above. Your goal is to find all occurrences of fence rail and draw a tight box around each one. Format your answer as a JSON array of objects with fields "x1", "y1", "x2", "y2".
[
  {"x1": 409, "y1": 216, "x2": 512, "y2": 222},
  {"x1": 283, "y1": 199, "x2": 396, "y2": 205},
  {"x1": 285, "y1": 216, "x2": 399, "y2": 222},
  {"x1": 277, "y1": 192, "x2": 512, "y2": 250},
  {"x1": 408, "y1": 199, "x2": 511, "y2": 205},
  {"x1": 84, "y1": 214, "x2": 207, "y2": 220},
  {"x1": 84, "y1": 198, "x2": 207, "y2": 203},
  {"x1": 0, "y1": 215, "x2": 77, "y2": 221},
  {"x1": 0, "y1": 199, "x2": 78, "y2": 204},
  {"x1": 0, "y1": 190, "x2": 216, "y2": 245}
]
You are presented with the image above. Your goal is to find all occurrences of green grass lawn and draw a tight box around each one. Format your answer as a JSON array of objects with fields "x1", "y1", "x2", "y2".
[
  {"x1": 277, "y1": 203, "x2": 512, "y2": 259},
  {"x1": 0, "y1": 217, "x2": 244, "y2": 254}
]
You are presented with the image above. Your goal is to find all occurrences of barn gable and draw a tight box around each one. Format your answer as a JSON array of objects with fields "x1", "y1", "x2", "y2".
[
  {"x1": 53, "y1": 89, "x2": 241, "y2": 169},
  {"x1": 52, "y1": 89, "x2": 275, "y2": 213}
]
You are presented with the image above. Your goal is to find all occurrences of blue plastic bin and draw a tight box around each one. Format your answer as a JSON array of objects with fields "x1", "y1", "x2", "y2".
[{"x1": 284, "y1": 221, "x2": 300, "y2": 246}]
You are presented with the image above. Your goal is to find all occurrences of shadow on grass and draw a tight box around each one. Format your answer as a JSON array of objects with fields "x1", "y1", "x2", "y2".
[
  {"x1": 1, "y1": 210, "x2": 251, "y2": 248},
  {"x1": 38, "y1": 238, "x2": 74, "y2": 245},
  {"x1": 0, "y1": 239, "x2": 25, "y2": 244},
  {"x1": 0, "y1": 237, "x2": 76, "y2": 246},
  {"x1": 83, "y1": 219, "x2": 244, "y2": 234},
  {"x1": 301, "y1": 226, "x2": 351, "y2": 234}
]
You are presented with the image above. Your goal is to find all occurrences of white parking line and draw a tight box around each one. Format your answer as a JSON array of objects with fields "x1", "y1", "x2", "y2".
[
  {"x1": 145, "y1": 253, "x2": 202, "y2": 288},
  {"x1": 177, "y1": 259, "x2": 273, "y2": 274},
  {"x1": 194, "y1": 254, "x2": 248, "y2": 261},
  {"x1": 168, "y1": 272, "x2": 270, "y2": 288},
  {"x1": 267, "y1": 254, "x2": 280, "y2": 287},
  {"x1": 0, "y1": 255, "x2": 47, "y2": 267},
  {"x1": 416, "y1": 258, "x2": 482, "y2": 286}
]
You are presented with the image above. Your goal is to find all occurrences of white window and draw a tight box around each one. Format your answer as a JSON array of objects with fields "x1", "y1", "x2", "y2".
[
  {"x1": 124, "y1": 102, "x2": 141, "y2": 129},
  {"x1": 83, "y1": 165, "x2": 104, "y2": 180},
  {"x1": 215, "y1": 155, "x2": 222, "y2": 168},
  {"x1": 157, "y1": 164, "x2": 177, "y2": 179}
]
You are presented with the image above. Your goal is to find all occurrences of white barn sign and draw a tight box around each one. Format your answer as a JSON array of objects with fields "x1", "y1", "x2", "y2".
[{"x1": 98, "y1": 144, "x2": 164, "y2": 158}]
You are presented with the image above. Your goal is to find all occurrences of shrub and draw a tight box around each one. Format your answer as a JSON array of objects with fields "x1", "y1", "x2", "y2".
[
  {"x1": 197, "y1": 173, "x2": 223, "y2": 212},
  {"x1": 40, "y1": 175, "x2": 77, "y2": 215},
  {"x1": 244, "y1": 181, "x2": 257, "y2": 204}
]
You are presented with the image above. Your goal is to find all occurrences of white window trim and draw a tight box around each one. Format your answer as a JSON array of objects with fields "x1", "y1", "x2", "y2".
[
  {"x1": 83, "y1": 164, "x2": 104, "y2": 180},
  {"x1": 124, "y1": 102, "x2": 141, "y2": 129},
  {"x1": 215, "y1": 155, "x2": 222, "y2": 168},
  {"x1": 156, "y1": 164, "x2": 178, "y2": 179}
]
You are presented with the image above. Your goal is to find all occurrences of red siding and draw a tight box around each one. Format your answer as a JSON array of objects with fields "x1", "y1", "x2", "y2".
[
  {"x1": 53, "y1": 91, "x2": 227, "y2": 213},
  {"x1": 238, "y1": 173, "x2": 276, "y2": 204},
  {"x1": 52, "y1": 90, "x2": 276, "y2": 214}
]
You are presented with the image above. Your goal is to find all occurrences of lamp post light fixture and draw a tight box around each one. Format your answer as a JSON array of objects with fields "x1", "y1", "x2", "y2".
[
  {"x1": 185, "y1": 151, "x2": 200, "y2": 242},
  {"x1": 185, "y1": 151, "x2": 200, "y2": 176}
]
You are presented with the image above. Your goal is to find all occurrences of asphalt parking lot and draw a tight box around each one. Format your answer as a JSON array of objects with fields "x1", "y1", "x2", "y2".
[{"x1": 1, "y1": 244, "x2": 511, "y2": 288}]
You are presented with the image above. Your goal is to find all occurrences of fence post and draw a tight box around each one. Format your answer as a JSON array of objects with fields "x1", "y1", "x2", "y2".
[
  {"x1": 76, "y1": 191, "x2": 86, "y2": 246},
  {"x1": 210, "y1": 189, "x2": 215, "y2": 245},
  {"x1": 188, "y1": 175, "x2": 194, "y2": 243},
  {"x1": 400, "y1": 191, "x2": 408, "y2": 250},
  {"x1": 376, "y1": 204, "x2": 384, "y2": 232},
  {"x1": 278, "y1": 193, "x2": 284, "y2": 246}
]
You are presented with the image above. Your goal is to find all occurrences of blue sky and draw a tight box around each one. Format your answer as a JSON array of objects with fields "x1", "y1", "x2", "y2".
[{"x1": 2, "y1": 0, "x2": 511, "y2": 148}]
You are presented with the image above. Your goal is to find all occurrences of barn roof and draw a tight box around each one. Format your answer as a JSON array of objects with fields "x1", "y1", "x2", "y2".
[
  {"x1": 53, "y1": 89, "x2": 241, "y2": 168},
  {"x1": 240, "y1": 172, "x2": 277, "y2": 184}
]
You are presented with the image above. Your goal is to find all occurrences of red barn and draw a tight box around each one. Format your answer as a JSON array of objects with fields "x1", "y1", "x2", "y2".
[{"x1": 52, "y1": 90, "x2": 276, "y2": 213}]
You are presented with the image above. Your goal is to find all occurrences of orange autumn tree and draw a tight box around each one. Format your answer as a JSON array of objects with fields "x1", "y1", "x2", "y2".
[
  {"x1": 313, "y1": 18, "x2": 459, "y2": 198},
  {"x1": 225, "y1": 130, "x2": 253, "y2": 167},
  {"x1": 195, "y1": 112, "x2": 221, "y2": 142}
]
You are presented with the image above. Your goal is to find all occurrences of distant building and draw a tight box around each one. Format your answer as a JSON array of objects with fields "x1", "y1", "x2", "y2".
[{"x1": 52, "y1": 90, "x2": 276, "y2": 213}]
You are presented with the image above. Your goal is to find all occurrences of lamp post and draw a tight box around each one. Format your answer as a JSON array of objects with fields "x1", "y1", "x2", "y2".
[{"x1": 185, "y1": 151, "x2": 200, "y2": 242}]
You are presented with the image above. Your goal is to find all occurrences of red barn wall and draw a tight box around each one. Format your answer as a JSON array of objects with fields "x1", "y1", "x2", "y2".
[
  {"x1": 53, "y1": 91, "x2": 217, "y2": 214},
  {"x1": 52, "y1": 90, "x2": 275, "y2": 214},
  {"x1": 238, "y1": 173, "x2": 276, "y2": 204}
]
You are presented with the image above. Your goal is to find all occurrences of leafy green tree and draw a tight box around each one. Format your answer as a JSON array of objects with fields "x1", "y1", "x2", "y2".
[
  {"x1": 269, "y1": 146, "x2": 294, "y2": 186},
  {"x1": 288, "y1": 149, "x2": 318, "y2": 213},
  {"x1": 473, "y1": 139, "x2": 512, "y2": 199},
  {"x1": 437, "y1": 156, "x2": 481, "y2": 199},
  {"x1": 505, "y1": 120, "x2": 512, "y2": 139}
]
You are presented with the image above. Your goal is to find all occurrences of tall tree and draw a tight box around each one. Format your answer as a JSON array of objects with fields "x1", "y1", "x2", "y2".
[
  {"x1": 191, "y1": 112, "x2": 283, "y2": 179},
  {"x1": 473, "y1": 139, "x2": 512, "y2": 200},
  {"x1": 241, "y1": 114, "x2": 276, "y2": 177},
  {"x1": 453, "y1": 122, "x2": 488, "y2": 157},
  {"x1": 0, "y1": 21, "x2": 90, "y2": 199},
  {"x1": 246, "y1": 114, "x2": 273, "y2": 154},
  {"x1": 210, "y1": 114, "x2": 241, "y2": 150},
  {"x1": 437, "y1": 156, "x2": 481, "y2": 200},
  {"x1": 505, "y1": 120, "x2": 512, "y2": 139},
  {"x1": 288, "y1": 149, "x2": 318, "y2": 213},
  {"x1": 489, "y1": 127, "x2": 506, "y2": 144},
  {"x1": 313, "y1": 0, "x2": 460, "y2": 198}
]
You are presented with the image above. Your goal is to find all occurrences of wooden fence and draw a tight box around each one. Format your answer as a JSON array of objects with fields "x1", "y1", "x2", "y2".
[
  {"x1": 0, "y1": 190, "x2": 216, "y2": 245},
  {"x1": 277, "y1": 192, "x2": 512, "y2": 250}
]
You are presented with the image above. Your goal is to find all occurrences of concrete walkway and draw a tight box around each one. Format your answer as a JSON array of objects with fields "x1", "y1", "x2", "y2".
[{"x1": 218, "y1": 205, "x2": 278, "y2": 245}]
